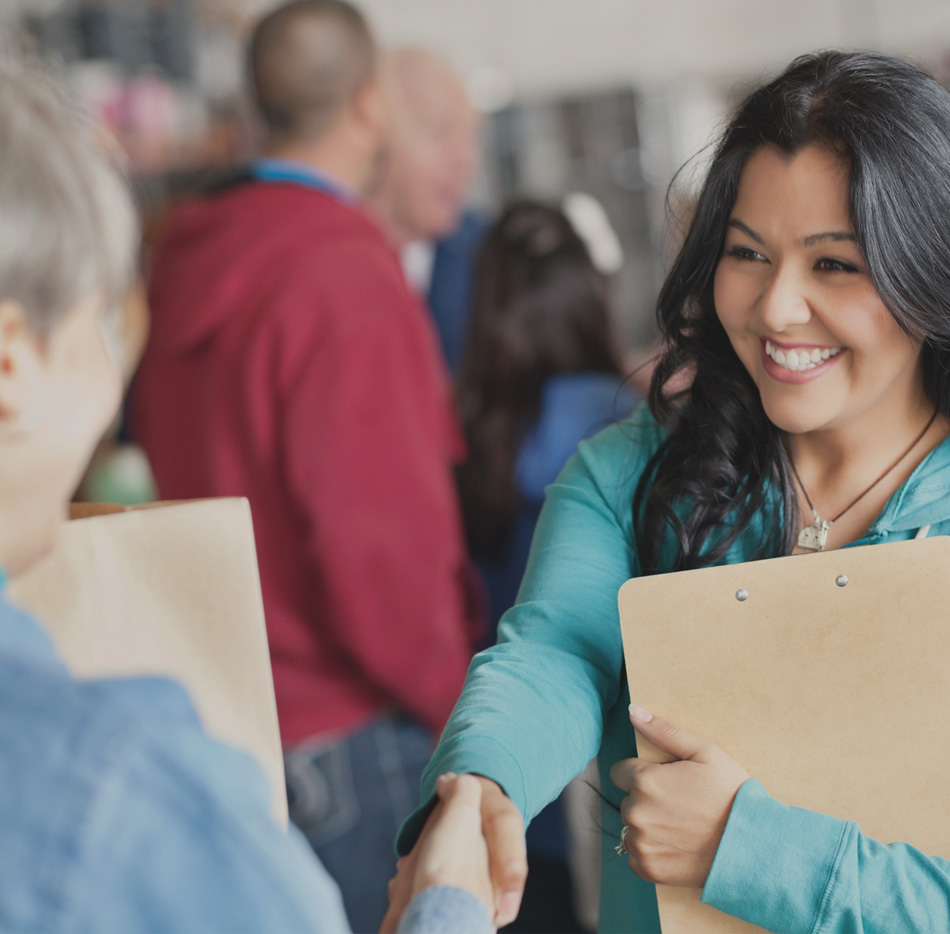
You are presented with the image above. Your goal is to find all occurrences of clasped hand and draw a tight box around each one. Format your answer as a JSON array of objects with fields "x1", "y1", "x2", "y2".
[
  {"x1": 381, "y1": 773, "x2": 527, "y2": 932},
  {"x1": 609, "y1": 704, "x2": 750, "y2": 889}
]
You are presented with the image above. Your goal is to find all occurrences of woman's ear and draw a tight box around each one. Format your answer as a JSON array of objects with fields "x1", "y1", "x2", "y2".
[{"x1": 0, "y1": 300, "x2": 42, "y2": 439}]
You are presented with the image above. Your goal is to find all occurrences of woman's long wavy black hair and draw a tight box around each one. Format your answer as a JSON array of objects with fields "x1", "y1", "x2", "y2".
[
  {"x1": 457, "y1": 200, "x2": 623, "y2": 561},
  {"x1": 637, "y1": 50, "x2": 950, "y2": 574}
]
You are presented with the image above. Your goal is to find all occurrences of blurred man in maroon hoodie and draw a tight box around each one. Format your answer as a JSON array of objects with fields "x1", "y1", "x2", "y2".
[{"x1": 133, "y1": 3, "x2": 478, "y2": 929}]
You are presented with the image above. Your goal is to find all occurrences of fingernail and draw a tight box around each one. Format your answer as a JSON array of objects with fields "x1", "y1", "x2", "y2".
[
  {"x1": 436, "y1": 772, "x2": 457, "y2": 793},
  {"x1": 500, "y1": 891, "x2": 522, "y2": 921},
  {"x1": 629, "y1": 703, "x2": 654, "y2": 724}
]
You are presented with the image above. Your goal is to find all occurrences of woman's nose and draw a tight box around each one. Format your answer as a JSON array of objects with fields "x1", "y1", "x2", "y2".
[{"x1": 757, "y1": 264, "x2": 813, "y2": 332}]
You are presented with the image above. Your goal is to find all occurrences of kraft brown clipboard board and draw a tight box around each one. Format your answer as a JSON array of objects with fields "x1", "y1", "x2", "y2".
[
  {"x1": 7, "y1": 499, "x2": 287, "y2": 824},
  {"x1": 618, "y1": 536, "x2": 950, "y2": 934}
]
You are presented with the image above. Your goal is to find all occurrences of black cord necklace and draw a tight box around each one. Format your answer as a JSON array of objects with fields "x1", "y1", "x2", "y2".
[{"x1": 789, "y1": 408, "x2": 939, "y2": 552}]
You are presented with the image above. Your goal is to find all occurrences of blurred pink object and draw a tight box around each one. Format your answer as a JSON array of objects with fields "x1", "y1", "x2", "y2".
[{"x1": 124, "y1": 73, "x2": 178, "y2": 173}]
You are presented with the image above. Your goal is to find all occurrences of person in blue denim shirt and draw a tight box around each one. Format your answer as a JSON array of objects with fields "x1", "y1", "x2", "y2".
[{"x1": 0, "y1": 53, "x2": 492, "y2": 934}]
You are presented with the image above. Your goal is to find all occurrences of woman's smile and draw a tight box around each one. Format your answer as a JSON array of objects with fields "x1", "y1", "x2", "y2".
[{"x1": 760, "y1": 337, "x2": 844, "y2": 383}]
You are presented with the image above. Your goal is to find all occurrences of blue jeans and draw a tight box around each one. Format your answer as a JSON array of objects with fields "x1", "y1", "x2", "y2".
[{"x1": 284, "y1": 714, "x2": 433, "y2": 933}]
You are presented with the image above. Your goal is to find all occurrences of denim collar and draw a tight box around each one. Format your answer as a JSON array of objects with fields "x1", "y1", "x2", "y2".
[{"x1": 0, "y1": 591, "x2": 63, "y2": 668}]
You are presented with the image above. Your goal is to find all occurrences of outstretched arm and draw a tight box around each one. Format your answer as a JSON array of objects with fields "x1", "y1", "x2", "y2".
[{"x1": 387, "y1": 418, "x2": 660, "y2": 927}]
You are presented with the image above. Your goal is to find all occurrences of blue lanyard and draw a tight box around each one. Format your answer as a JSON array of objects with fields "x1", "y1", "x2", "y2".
[{"x1": 250, "y1": 159, "x2": 356, "y2": 205}]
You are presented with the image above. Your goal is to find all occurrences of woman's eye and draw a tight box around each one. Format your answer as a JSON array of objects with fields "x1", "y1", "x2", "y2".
[
  {"x1": 724, "y1": 245, "x2": 766, "y2": 262},
  {"x1": 814, "y1": 257, "x2": 861, "y2": 273}
]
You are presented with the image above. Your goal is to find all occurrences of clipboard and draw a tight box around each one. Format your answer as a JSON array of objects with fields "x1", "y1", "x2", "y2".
[
  {"x1": 7, "y1": 499, "x2": 287, "y2": 824},
  {"x1": 618, "y1": 536, "x2": 950, "y2": 933}
]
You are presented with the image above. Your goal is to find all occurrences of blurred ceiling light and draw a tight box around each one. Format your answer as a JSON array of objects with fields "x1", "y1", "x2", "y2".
[
  {"x1": 562, "y1": 191, "x2": 625, "y2": 276},
  {"x1": 466, "y1": 64, "x2": 513, "y2": 113}
]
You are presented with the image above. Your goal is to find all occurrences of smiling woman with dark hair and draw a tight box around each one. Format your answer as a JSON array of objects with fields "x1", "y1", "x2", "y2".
[{"x1": 387, "y1": 51, "x2": 950, "y2": 933}]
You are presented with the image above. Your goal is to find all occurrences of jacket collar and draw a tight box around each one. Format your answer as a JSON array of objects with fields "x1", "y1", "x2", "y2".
[{"x1": 867, "y1": 433, "x2": 950, "y2": 534}]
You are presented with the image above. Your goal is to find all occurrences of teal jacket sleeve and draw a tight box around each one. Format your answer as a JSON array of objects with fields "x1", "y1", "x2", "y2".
[
  {"x1": 397, "y1": 420, "x2": 651, "y2": 852},
  {"x1": 703, "y1": 778, "x2": 950, "y2": 933}
]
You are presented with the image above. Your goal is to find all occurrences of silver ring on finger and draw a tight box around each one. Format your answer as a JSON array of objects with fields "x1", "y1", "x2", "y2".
[{"x1": 615, "y1": 823, "x2": 632, "y2": 856}]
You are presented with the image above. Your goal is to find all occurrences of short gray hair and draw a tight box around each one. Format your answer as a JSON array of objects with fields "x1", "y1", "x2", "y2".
[{"x1": 0, "y1": 54, "x2": 138, "y2": 337}]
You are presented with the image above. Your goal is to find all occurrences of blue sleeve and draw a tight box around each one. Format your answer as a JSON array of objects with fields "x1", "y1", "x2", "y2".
[
  {"x1": 703, "y1": 778, "x2": 950, "y2": 934},
  {"x1": 398, "y1": 886, "x2": 492, "y2": 934},
  {"x1": 70, "y1": 718, "x2": 351, "y2": 933},
  {"x1": 397, "y1": 419, "x2": 651, "y2": 852}
]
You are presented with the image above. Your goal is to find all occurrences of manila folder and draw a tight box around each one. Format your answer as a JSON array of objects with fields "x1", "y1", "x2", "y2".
[{"x1": 7, "y1": 498, "x2": 287, "y2": 824}]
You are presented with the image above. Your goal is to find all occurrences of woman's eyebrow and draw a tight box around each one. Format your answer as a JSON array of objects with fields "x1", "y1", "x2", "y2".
[
  {"x1": 728, "y1": 220, "x2": 857, "y2": 248},
  {"x1": 727, "y1": 218, "x2": 763, "y2": 243},
  {"x1": 802, "y1": 231, "x2": 857, "y2": 245}
]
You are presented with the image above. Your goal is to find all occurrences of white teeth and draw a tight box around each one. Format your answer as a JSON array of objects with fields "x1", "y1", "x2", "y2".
[
  {"x1": 764, "y1": 340, "x2": 841, "y2": 372},
  {"x1": 765, "y1": 341, "x2": 787, "y2": 365}
]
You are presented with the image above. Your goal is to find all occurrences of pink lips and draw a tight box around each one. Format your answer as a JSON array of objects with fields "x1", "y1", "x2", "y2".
[{"x1": 760, "y1": 338, "x2": 844, "y2": 385}]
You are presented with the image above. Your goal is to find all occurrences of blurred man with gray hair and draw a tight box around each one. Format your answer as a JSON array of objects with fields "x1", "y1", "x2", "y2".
[
  {"x1": 369, "y1": 48, "x2": 487, "y2": 372},
  {"x1": 134, "y1": 4, "x2": 478, "y2": 929}
]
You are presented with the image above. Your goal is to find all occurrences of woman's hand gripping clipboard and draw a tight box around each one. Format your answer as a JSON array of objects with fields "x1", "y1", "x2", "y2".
[{"x1": 617, "y1": 536, "x2": 950, "y2": 933}]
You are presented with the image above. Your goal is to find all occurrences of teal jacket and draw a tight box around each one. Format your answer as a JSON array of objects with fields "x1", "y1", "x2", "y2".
[{"x1": 398, "y1": 406, "x2": 950, "y2": 933}]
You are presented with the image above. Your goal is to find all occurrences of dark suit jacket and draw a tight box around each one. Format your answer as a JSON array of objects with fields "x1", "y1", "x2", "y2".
[{"x1": 427, "y1": 209, "x2": 490, "y2": 374}]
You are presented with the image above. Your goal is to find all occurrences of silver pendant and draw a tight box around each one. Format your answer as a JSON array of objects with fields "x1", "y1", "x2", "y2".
[{"x1": 798, "y1": 511, "x2": 832, "y2": 551}]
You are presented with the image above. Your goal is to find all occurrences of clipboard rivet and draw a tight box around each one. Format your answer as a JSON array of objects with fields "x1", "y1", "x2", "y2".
[
  {"x1": 735, "y1": 588, "x2": 749, "y2": 602},
  {"x1": 836, "y1": 575, "x2": 849, "y2": 587}
]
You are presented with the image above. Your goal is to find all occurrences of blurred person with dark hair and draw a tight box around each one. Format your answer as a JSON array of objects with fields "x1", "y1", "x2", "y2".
[
  {"x1": 458, "y1": 200, "x2": 637, "y2": 636},
  {"x1": 369, "y1": 48, "x2": 487, "y2": 373},
  {"x1": 133, "y1": 3, "x2": 478, "y2": 929},
  {"x1": 456, "y1": 200, "x2": 637, "y2": 932}
]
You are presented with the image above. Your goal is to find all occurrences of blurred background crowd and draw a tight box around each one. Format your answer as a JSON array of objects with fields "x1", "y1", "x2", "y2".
[
  {"x1": 14, "y1": 0, "x2": 950, "y2": 369},
  {"x1": 8, "y1": 0, "x2": 950, "y2": 501},
  {"x1": 6, "y1": 1, "x2": 950, "y2": 931}
]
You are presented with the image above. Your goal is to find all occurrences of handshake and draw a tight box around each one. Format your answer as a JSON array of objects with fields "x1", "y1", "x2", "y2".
[{"x1": 380, "y1": 774, "x2": 528, "y2": 933}]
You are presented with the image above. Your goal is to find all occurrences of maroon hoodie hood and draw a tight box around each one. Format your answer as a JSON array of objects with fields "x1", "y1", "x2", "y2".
[{"x1": 146, "y1": 181, "x2": 386, "y2": 354}]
